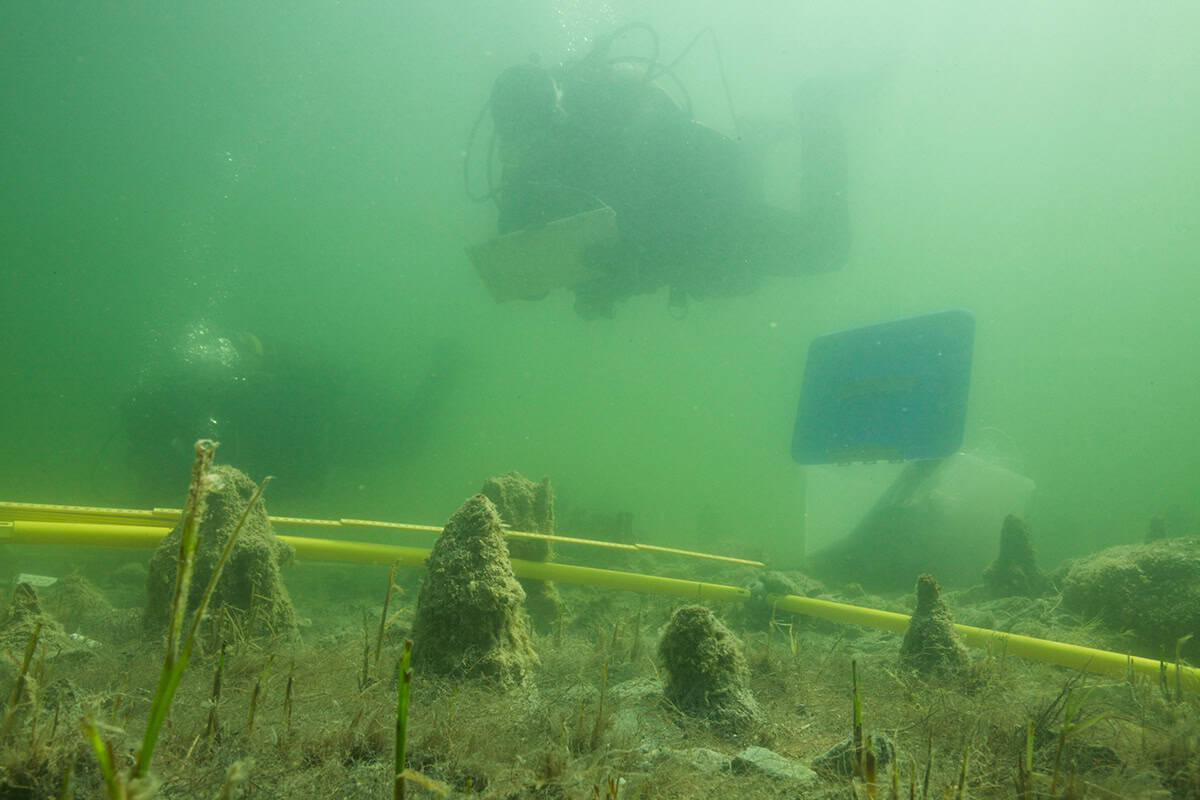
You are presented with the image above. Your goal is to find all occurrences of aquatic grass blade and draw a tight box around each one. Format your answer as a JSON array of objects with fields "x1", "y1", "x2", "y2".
[
  {"x1": 0, "y1": 621, "x2": 42, "y2": 742},
  {"x1": 852, "y1": 659, "x2": 864, "y2": 778},
  {"x1": 375, "y1": 561, "x2": 399, "y2": 666},
  {"x1": 133, "y1": 445, "x2": 270, "y2": 780},
  {"x1": 130, "y1": 440, "x2": 215, "y2": 778},
  {"x1": 395, "y1": 639, "x2": 413, "y2": 800},
  {"x1": 165, "y1": 441, "x2": 217, "y2": 662},
  {"x1": 81, "y1": 715, "x2": 122, "y2": 800}
]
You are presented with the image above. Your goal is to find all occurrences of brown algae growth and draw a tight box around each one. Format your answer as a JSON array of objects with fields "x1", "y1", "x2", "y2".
[{"x1": 2, "y1": 466, "x2": 1200, "y2": 796}]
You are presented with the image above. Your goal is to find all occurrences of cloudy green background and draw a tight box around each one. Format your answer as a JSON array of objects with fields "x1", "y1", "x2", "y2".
[{"x1": 3, "y1": 1, "x2": 1196, "y2": 572}]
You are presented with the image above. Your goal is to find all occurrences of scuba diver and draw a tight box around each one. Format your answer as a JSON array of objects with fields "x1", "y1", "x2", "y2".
[
  {"x1": 466, "y1": 24, "x2": 851, "y2": 319},
  {"x1": 119, "y1": 320, "x2": 461, "y2": 508},
  {"x1": 119, "y1": 321, "x2": 340, "y2": 506}
]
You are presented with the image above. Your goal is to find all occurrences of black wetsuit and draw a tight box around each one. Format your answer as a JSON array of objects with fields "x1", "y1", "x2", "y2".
[{"x1": 495, "y1": 60, "x2": 850, "y2": 317}]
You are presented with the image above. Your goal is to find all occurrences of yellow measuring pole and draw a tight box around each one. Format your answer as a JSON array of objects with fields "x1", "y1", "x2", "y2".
[
  {"x1": 0, "y1": 501, "x2": 761, "y2": 567},
  {"x1": 3, "y1": 520, "x2": 172, "y2": 549},
  {"x1": 2, "y1": 516, "x2": 1196, "y2": 693},
  {"x1": 770, "y1": 594, "x2": 1198, "y2": 692}
]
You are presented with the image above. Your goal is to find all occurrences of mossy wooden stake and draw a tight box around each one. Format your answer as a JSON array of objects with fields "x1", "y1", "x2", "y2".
[{"x1": 394, "y1": 639, "x2": 413, "y2": 800}]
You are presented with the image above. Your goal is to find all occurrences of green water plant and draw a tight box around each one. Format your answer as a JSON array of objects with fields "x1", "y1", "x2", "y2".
[
  {"x1": 81, "y1": 440, "x2": 270, "y2": 797},
  {"x1": 282, "y1": 659, "x2": 295, "y2": 733},
  {"x1": 204, "y1": 643, "x2": 226, "y2": 742},
  {"x1": 59, "y1": 761, "x2": 74, "y2": 800},
  {"x1": 953, "y1": 742, "x2": 968, "y2": 799},
  {"x1": 246, "y1": 654, "x2": 275, "y2": 738},
  {"x1": 375, "y1": 561, "x2": 400, "y2": 666},
  {"x1": 921, "y1": 732, "x2": 932, "y2": 799},
  {"x1": 1048, "y1": 684, "x2": 1108, "y2": 795},
  {"x1": 395, "y1": 638, "x2": 413, "y2": 800},
  {"x1": 552, "y1": 600, "x2": 565, "y2": 648},
  {"x1": 852, "y1": 659, "x2": 865, "y2": 778},
  {"x1": 1014, "y1": 719, "x2": 1034, "y2": 799},
  {"x1": 1, "y1": 621, "x2": 41, "y2": 743},
  {"x1": 1175, "y1": 633, "x2": 1194, "y2": 704},
  {"x1": 590, "y1": 657, "x2": 610, "y2": 752},
  {"x1": 863, "y1": 734, "x2": 878, "y2": 797},
  {"x1": 628, "y1": 608, "x2": 642, "y2": 663}
]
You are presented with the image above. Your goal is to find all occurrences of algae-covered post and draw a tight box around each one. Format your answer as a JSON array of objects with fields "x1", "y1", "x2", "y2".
[
  {"x1": 657, "y1": 605, "x2": 763, "y2": 733},
  {"x1": 481, "y1": 471, "x2": 562, "y2": 633},
  {"x1": 898, "y1": 573, "x2": 969, "y2": 679},
  {"x1": 143, "y1": 464, "x2": 298, "y2": 643},
  {"x1": 410, "y1": 494, "x2": 539, "y2": 687},
  {"x1": 981, "y1": 514, "x2": 1051, "y2": 598}
]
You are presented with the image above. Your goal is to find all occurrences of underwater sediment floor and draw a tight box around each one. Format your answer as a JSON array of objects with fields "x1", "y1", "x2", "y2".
[{"x1": 1, "y1": 553, "x2": 1198, "y2": 799}]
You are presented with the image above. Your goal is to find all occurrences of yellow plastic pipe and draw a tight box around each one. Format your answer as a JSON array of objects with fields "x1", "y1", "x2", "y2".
[
  {"x1": 770, "y1": 594, "x2": 1199, "y2": 693},
  {"x1": 5, "y1": 520, "x2": 174, "y2": 549},
  {"x1": 3, "y1": 519, "x2": 1196, "y2": 693},
  {"x1": 513, "y1": 557, "x2": 749, "y2": 604},
  {"x1": 0, "y1": 501, "x2": 763, "y2": 567},
  {"x1": 0, "y1": 521, "x2": 744, "y2": 603},
  {"x1": 282, "y1": 534, "x2": 430, "y2": 569}
]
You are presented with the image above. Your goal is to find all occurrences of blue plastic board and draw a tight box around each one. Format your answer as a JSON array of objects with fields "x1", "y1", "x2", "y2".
[{"x1": 791, "y1": 309, "x2": 975, "y2": 465}]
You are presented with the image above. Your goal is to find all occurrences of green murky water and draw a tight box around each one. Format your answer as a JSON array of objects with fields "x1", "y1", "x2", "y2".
[{"x1": 2, "y1": 1, "x2": 1197, "y2": 609}]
